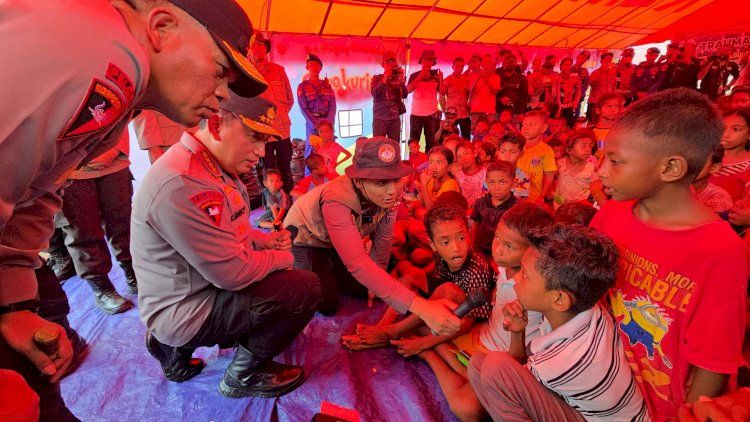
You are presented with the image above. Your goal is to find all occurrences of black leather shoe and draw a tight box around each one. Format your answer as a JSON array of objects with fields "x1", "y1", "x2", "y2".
[
  {"x1": 145, "y1": 331, "x2": 204, "y2": 382},
  {"x1": 47, "y1": 250, "x2": 75, "y2": 282},
  {"x1": 219, "y1": 345, "x2": 304, "y2": 398},
  {"x1": 87, "y1": 276, "x2": 133, "y2": 315},
  {"x1": 120, "y1": 261, "x2": 138, "y2": 295}
]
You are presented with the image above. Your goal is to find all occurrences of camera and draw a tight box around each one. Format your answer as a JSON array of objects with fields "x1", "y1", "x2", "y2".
[
  {"x1": 391, "y1": 65, "x2": 402, "y2": 77},
  {"x1": 719, "y1": 55, "x2": 728, "y2": 61}
]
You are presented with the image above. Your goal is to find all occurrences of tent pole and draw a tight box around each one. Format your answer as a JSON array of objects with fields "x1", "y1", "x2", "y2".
[{"x1": 265, "y1": 0, "x2": 273, "y2": 61}]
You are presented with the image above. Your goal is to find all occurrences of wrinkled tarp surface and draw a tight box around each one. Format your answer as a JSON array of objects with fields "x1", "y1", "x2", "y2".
[{"x1": 60, "y1": 250, "x2": 458, "y2": 421}]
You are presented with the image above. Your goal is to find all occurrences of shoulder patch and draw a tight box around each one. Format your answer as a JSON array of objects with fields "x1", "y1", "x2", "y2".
[
  {"x1": 190, "y1": 191, "x2": 224, "y2": 226},
  {"x1": 60, "y1": 79, "x2": 124, "y2": 140},
  {"x1": 105, "y1": 63, "x2": 135, "y2": 104}
]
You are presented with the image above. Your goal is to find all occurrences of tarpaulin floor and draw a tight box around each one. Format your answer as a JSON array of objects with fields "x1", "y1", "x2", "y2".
[{"x1": 59, "y1": 266, "x2": 458, "y2": 421}]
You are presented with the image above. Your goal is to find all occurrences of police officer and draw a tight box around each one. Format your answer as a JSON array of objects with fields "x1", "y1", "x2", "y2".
[
  {"x1": 699, "y1": 45, "x2": 741, "y2": 101},
  {"x1": 251, "y1": 30, "x2": 296, "y2": 194},
  {"x1": 297, "y1": 54, "x2": 337, "y2": 142},
  {"x1": 372, "y1": 50, "x2": 408, "y2": 141},
  {"x1": 662, "y1": 42, "x2": 701, "y2": 90},
  {"x1": 0, "y1": 0, "x2": 266, "y2": 419},
  {"x1": 132, "y1": 96, "x2": 321, "y2": 397},
  {"x1": 616, "y1": 48, "x2": 636, "y2": 105},
  {"x1": 632, "y1": 47, "x2": 666, "y2": 100}
]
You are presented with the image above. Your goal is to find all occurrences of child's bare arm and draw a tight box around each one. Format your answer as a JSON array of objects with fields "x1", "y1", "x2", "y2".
[
  {"x1": 685, "y1": 367, "x2": 731, "y2": 404},
  {"x1": 540, "y1": 171, "x2": 557, "y2": 201},
  {"x1": 590, "y1": 180, "x2": 608, "y2": 206},
  {"x1": 503, "y1": 300, "x2": 528, "y2": 363}
]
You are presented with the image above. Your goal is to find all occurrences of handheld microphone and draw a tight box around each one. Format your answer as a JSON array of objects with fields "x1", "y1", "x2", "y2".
[
  {"x1": 453, "y1": 287, "x2": 492, "y2": 318},
  {"x1": 286, "y1": 225, "x2": 299, "y2": 242}
]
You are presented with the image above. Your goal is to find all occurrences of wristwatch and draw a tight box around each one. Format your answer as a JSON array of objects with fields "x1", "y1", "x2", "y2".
[{"x1": 0, "y1": 299, "x2": 40, "y2": 315}]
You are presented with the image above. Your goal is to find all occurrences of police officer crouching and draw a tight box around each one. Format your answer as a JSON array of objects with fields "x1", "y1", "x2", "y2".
[{"x1": 131, "y1": 96, "x2": 322, "y2": 397}]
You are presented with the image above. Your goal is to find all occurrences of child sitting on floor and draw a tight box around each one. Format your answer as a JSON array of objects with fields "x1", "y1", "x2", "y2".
[
  {"x1": 497, "y1": 132, "x2": 529, "y2": 200},
  {"x1": 416, "y1": 202, "x2": 553, "y2": 422},
  {"x1": 471, "y1": 161, "x2": 518, "y2": 258},
  {"x1": 290, "y1": 153, "x2": 339, "y2": 199},
  {"x1": 455, "y1": 141, "x2": 487, "y2": 208},
  {"x1": 419, "y1": 146, "x2": 460, "y2": 210},
  {"x1": 469, "y1": 224, "x2": 648, "y2": 421},
  {"x1": 693, "y1": 147, "x2": 733, "y2": 214},
  {"x1": 256, "y1": 169, "x2": 291, "y2": 229},
  {"x1": 592, "y1": 88, "x2": 750, "y2": 420},
  {"x1": 343, "y1": 203, "x2": 496, "y2": 355},
  {"x1": 554, "y1": 129, "x2": 606, "y2": 209}
]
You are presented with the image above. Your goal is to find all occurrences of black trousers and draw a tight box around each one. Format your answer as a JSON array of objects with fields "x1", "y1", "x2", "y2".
[
  {"x1": 185, "y1": 270, "x2": 321, "y2": 361},
  {"x1": 373, "y1": 118, "x2": 401, "y2": 141},
  {"x1": 59, "y1": 168, "x2": 133, "y2": 281},
  {"x1": 0, "y1": 263, "x2": 79, "y2": 422},
  {"x1": 410, "y1": 114, "x2": 440, "y2": 152},
  {"x1": 455, "y1": 117, "x2": 471, "y2": 140},
  {"x1": 263, "y1": 138, "x2": 294, "y2": 194},
  {"x1": 291, "y1": 245, "x2": 368, "y2": 314}
]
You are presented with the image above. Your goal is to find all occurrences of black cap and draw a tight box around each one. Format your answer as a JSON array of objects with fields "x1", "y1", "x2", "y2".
[
  {"x1": 253, "y1": 29, "x2": 271, "y2": 54},
  {"x1": 221, "y1": 96, "x2": 282, "y2": 140},
  {"x1": 306, "y1": 54, "x2": 323, "y2": 66},
  {"x1": 169, "y1": 0, "x2": 267, "y2": 97}
]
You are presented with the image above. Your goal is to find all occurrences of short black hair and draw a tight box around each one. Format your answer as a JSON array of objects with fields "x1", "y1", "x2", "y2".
[
  {"x1": 305, "y1": 153, "x2": 325, "y2": 171},
  {"x1": 478, "y1": 142, "x2": 497, "y2": 159},
  {"x1": 500, "y1": 202, "x2": 553, "y2": 241},
  {"x1": 614, "y1": 88, "x2": 724, "y2": 180},
  {"x1": 526, "y1": 109, "x2": 550, "y2": 123},
  {"x1": 408, "y1": 138, "x2": 420, "y2": 146},
  {"x1": 554, "y1": 202, "x2": 597, "y2": 226},
  {"x1": 560, "y1": 57, "x2": 573, "y2": 66},
  {"x1": 486, "y1": 160, "x2": 515, "y2": 179},
  {"x1": 547, "y1": 136, "x2": 564, "y2": 148},
  {"x1": 601, "y1": 52, "x2": 614, "y2": 60},
  {"x1": 595, "y1": 93, "x2": 622, "y2": 110},
  {"x1": 424, "y1": 203, "x2": 468, "y2": 241},
  {"x1": 264, "y1": 168, "x2": 282, "y2": 181},
  {"x1": 526, "y1": 224, "x2": 619, "y2": 314},
  {"x1": 565, "y1": 128, "x2": 597, "y2": 151},
  {"x1": 453, "y1": 57, "x2": 465, "y2": 64},
  {"x1": 498, "y1": 131, "x2": 527, "y2": 150},
  {"x1": 427, "y1": 146, "x2": 454, "y2": 164}
]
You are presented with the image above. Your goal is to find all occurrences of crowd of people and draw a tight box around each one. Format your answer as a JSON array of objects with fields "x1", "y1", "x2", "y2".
[{"x1": 2, "y1": 1, "x2": 750, "y2": 421}]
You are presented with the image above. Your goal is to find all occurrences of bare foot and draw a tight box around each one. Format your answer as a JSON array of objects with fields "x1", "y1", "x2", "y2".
[{"x1": 341, "y1": 324, "x2": 393, "y2": 351}]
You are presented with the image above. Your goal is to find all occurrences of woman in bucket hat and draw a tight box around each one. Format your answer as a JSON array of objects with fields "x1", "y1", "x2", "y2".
[{"x1": 284, "y1": 137, "x2": 463, "y2": 334}]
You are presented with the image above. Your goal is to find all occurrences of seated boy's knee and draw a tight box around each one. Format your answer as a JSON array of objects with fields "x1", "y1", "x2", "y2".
[
  {"x1": 432, "y1": 282, "x2": 465, "y2": 302},
  {"x1": 285, "y1": 269, "x2": 323, "y2": 312}
]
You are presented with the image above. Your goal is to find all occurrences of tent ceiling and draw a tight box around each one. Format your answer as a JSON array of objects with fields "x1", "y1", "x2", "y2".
[{"x1": 240, "y1": 0, "x2": 745, "y2": 49}]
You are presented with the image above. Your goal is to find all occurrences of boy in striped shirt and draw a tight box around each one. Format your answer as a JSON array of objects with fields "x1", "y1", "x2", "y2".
[{"x1": 469, "y1": 224, "x2": 649, "y2": 421}]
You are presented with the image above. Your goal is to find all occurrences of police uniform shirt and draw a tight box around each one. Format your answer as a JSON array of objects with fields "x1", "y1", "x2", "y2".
[
  {"x1": 0, "y1": 0, "x2": 148, "y2": 306},
  {"x1": 132, "y1": 133, "x2": 294, "y2": 347},
  {"x1": 632, "y1": 61, "x2": 665, "y2": 95},
  {"x1": 297, "y1": 78, "x2": 336, "y2": 126}
]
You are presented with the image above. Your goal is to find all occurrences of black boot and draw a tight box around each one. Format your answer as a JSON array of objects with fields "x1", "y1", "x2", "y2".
[
  {"x1": 46, "y1": 249, "x2": 76, "y2": 282},
  {"x1": 145, "y1": 331, "x2": 204, "y2": 382},
  {"x1": 219, "y1": 345, "x2": 304, "y2": 398},
  {"x1": 86, "y1": 276, "x2": 133, "y2": 315},
  {"x1": 120, "y1": 260, "x2": 138, "y2": 295}
]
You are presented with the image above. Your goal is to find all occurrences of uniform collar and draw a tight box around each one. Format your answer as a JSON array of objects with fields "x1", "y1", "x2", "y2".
[{"x1": 180, "y1": 132, "x2": 223, "y2": 179}]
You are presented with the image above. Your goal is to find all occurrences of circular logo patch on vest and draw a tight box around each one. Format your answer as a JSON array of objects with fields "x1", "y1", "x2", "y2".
[{"x1": 378, "y1": 144, "x2": 396, "y2": 163}]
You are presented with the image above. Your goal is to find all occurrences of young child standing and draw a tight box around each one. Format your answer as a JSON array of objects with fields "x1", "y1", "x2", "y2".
[
  {"x1": 257, "y1": 169, "x2": 291, "y2": 229},
  {"x1": 313, "y1": 119, "x2": 352, "y2": 174},
  {"x1": 592, "y1": 88, "x2": 750, "y2": 420},
  {"x1": 471, "y1": 161, "x2": 518, "y2": 257},
  {"x1": 518, "y1": 110, "x2": 558, "y2": 203},
  {"x1": 290, "y1": 153, "x2": 339, "y2": 199},
  {"x1": 469, "y1": 224, "x2": 649, "y2": 421},
  {"x1": 416, "y1": 202, "x2": 554, "y2": 422},
  {"x1": 554, "y1": 129, "x2": 607, "y2": 208},
  {"x1": 692, "y1": 147, "x2": 733, "y2": 214}
]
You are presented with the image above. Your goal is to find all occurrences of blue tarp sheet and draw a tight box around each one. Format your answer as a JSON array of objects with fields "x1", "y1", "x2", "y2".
[{"x1": 59, "y1": 266, "x2": 459, "y2": 421}]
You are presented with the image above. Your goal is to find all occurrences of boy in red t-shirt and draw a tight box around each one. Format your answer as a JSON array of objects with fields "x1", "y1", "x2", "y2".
[
  {"x1": 591, "y1": 88, "x2": 750, "y2": 421},
  {"x1": 290, "y1": 153, "x2": 339, "y2": 199}
]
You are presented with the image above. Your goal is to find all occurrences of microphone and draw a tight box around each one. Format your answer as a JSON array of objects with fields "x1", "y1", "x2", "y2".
[
  {"x1": 453, "y1": 287, "x2": 492, "y2": 318},
  {"x1": 286, "y1": 225, "x2": 299, "y2": 243}
]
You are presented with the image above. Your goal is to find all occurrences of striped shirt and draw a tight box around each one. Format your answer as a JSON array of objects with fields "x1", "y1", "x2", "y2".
[
  {"x1": 527, "y1": 304, "x2": 650, "y2": 421},
  {"x1": 715, "y1": 158, "x2": 750, "y2": 177}
]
